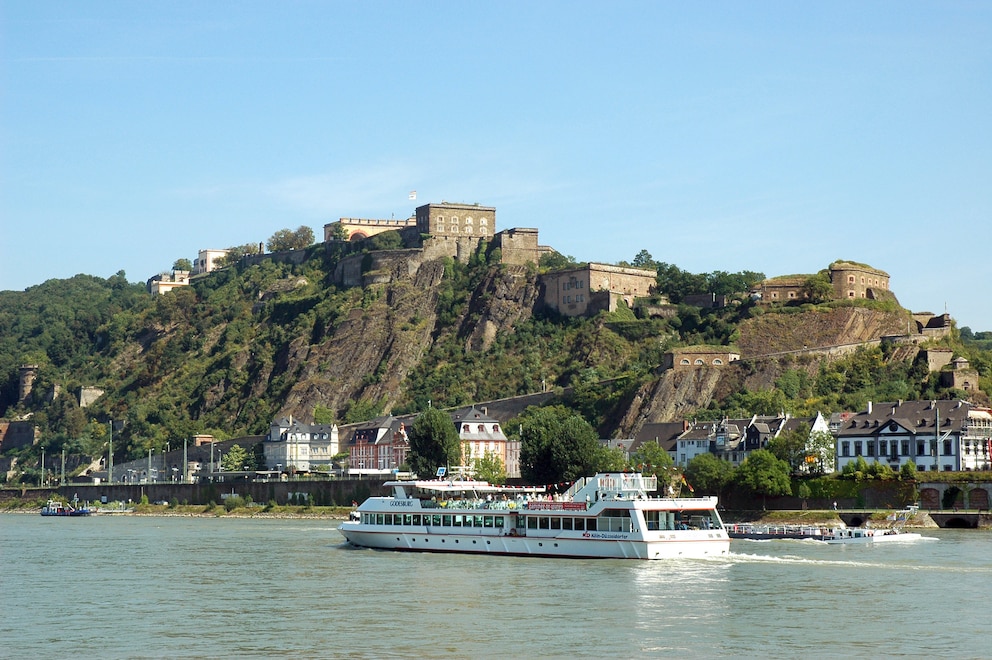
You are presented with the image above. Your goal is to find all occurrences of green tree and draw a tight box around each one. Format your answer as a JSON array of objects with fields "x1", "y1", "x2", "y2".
[
  {"x1": 806, "y1": 430, "x2": 835, "y2": 475},
  {"x1": 325, "y1": 222, "x2": 350, "y2": 241},
  {"x1": 685, "y1": 453, "x2": 735, "y2": 497},
  {"x1": 630, "y1": 250, "x2": 658, "y2": 270},
  {"x1": 539, "y1": 252, "x2": 579, "y2": 271},
  {"x1": 515, "y1": 405, "x2": 600, "y2": 483},
  {"x1": 221, "y1": 444, "x2": 252, "y2": 472},
  {"x1": 313, "y1": 405, "x2": 335, "y2": 425},
  {"x1": 267, "y1": 226, "x2": 315, "y2": 252},
  {"x1": 408, "y1": 407, "x2": 460, "y2": 477},
  {"x1": 900, "y1": 459, "x2": 918, "y2": 481},
  {"x1": 766, "y1": 425, "x2": 810, "y2": 474},
  {"x1": 629, "y1": 440, "x2": 678, "y2": 492},
  {"x1": 735, "y1": 449, "x2": 792, "y2": 504},
  {"x1": 216, "y1": 243, "x2": 262, "y2": 267},
  {"x1": 473, "y1": 450, "x2": 507, "y2": 484},
  {"x1": 172, "y1": 258, "x2": 193, "y2": 272},
  {"x1": 800, "y1": 272, "x2": 834, "y2": 303}
]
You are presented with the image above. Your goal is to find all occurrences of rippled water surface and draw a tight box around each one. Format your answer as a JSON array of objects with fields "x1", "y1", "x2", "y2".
[{"x1": 2, "y1": 514, "x2": 989, "y2": 658}]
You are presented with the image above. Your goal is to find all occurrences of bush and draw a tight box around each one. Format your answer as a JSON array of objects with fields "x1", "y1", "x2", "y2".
[{"x1": 224, "y1": 495, "x2": 246, "y2": 511}]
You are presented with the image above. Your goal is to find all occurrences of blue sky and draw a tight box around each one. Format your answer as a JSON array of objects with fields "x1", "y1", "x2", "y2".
[{"x1": 3, "y1": 2, "x2": 991, "y2": 330}]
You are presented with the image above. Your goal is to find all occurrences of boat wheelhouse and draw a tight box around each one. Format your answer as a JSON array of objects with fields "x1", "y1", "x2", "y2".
[{"x1": 338, "y1": 472, "x2": 730, "y2": 560}]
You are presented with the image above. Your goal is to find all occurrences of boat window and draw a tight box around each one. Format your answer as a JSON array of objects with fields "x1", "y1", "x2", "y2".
[
  {"x1": 527, "y1": 516, "x2": 538, "y2": 529},
  {"x1": 412, "y1": 514, "x2": 422, "y2": 526},
  {"x1": 562, "y1": 518, "x2": 573, "y2": 531},
  {"x1": 550, "y1": 517, "x2": 561, "y2": 530},
  {"x1": 494, "y1": 516, "x2": 504, "y2": 528},
  {"x1": 404, "y1": 514, "x2": 413, "y2": 525},
  {"x1": 375, "y1": 514, "x2": 384, "y2": 525},
  {"x1": 442, "y1": 515, "x2": 452, "y2": 526},
  {"x1": 453, "y1": 515, "x2": 463, "y2": 527},
  {"x1": 473, "y1": 515, "x2": 484, "y2": 527},
  {"x1": 539, "y1": 517, "x2": 550, "y2": 530},
  {"x1": 432, "y1": 515, "x2": 442, "y2": 526},
  {"x1": 586, "y1": 519, "x2": 597, "y2": 531},
  {"x1": 384, "y1": 514, "x2": 393, "y2": 525},
  {"x1": 644, "y1": 510, "x2": 661, "y2": 530},
  {"x1": 484, "y1": 516, "x2": 494, "y2": 528}
]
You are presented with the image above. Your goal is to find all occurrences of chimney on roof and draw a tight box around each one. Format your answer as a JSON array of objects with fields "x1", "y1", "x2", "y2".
[{"x1": 867, "y1": 401, "x2": 872, "y2": 414}]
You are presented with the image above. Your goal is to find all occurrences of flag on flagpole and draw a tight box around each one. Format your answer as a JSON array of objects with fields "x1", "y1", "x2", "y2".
[{"x1": 409, "y1": 190, "x2": 417, "y2": 200}]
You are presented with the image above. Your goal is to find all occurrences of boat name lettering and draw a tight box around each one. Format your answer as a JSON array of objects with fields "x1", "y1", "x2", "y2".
[
  {"x1": 390, "y1": 501, "x2": 414, "y2": 507},
  {"x1": 582, "y1": 532, "x2": 629, "y2": 540},
  {"x1": 527, "y1": 501, "x2": 587, "y2": 511}
]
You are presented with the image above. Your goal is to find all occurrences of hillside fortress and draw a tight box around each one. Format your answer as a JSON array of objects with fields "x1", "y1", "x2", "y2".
[{"x1": 753, "y1": 261, "x2": 891, "y2": 304}]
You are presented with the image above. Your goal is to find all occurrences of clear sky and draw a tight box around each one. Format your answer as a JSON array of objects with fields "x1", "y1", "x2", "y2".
[{"x1": 3, "y1": 2, "x2": 990, "y2": 330}]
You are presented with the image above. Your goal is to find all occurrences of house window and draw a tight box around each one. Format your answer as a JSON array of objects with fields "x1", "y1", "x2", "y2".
[
  {"x1": 478, "y1": 425, "x2": 485, "y2": 433},
  {"x1": 943, "y1": 440, "x2": 952, "y2": 456},
  {"x1": 480, "y1": 218, "x2": 488, "y2": 226},
  {"x1": 854, "y1": 441, "x2": 862, "y2": 456},
  {"x1": 848, "y1": 276, "x2": 855, "y2": 283},
  {"x1": 694, "y1": 359, "x2": 704, "y2": 365},
  {"x1": 902, "y1": 440, "x2": 910, "y2": 455},
  {"x1": 917, "y1": 441, "x2": 926, "y2": 456},
  {"x1": 713, "y1": 359, "x2": 723, "y2": 365},
  {"x1": 867, "y1": 443, "x2": 875, "y2": 457},
  {"x1": 848, "y1": 291, "x2": 856, "y2": 298},
  {"x1": 680, "y1": 359, "x2": 690, "y2": 365},
  {"x1": 880, "y1": 440, "x2": 887, "y2": 455}
]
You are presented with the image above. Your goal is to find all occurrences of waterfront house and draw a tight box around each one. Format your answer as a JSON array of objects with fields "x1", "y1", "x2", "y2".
[{"x1": 835, "y1": 400, "x2": 991, "y2": 473}]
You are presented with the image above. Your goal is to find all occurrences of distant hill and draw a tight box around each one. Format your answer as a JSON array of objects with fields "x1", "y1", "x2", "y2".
[{"x1": 1, "y1": 243, "x2": 988, "y2": 464}]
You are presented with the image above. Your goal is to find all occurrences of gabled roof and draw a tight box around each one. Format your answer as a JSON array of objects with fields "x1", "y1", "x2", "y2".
[
  {"x1": 451, "y1": 405, "x2": 500, "y2": 425},
  {"x1": 837, "y1": 400, "x2": 974, "y2": 438},
  {"x1": 629, "y1": 422, "x2": 689, "y2": 453}
]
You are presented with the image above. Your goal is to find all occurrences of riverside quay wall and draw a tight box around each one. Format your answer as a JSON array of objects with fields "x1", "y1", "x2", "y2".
[{"x1": 1, "y1": 479, "x2": 395, "y2": 508}]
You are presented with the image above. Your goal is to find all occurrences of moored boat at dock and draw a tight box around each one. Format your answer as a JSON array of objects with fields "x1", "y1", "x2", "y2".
[
  {"x1": 40, "y1": 498, "x2": 92, "y2": 517},
  {"x1": 338, "y1": 472, "x2": 730, "y2": 560},
  {"x1": 821, "y1": 527, "x2": 923, "y2": 544},
  {"x1": 726, "y1": 523, "x2": 832, "y2": 541}
]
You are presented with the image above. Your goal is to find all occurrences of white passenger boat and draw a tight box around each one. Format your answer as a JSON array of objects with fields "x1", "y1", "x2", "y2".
[
  {"x1": 338, "y1": 472, "x2": 730, "y2": 560},
  {"x1": 822, "y1": 527, "x2": 923, "y2": 544}
]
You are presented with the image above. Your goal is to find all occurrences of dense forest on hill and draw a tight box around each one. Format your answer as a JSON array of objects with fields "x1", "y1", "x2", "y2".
[{"x1": 2, "y1": 240, "x2": 991, "y2": 484}]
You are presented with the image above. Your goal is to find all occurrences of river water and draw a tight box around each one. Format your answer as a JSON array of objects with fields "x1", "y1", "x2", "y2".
[{"x1": 2, "y1": 514, "x2": 989, "y2": 659}]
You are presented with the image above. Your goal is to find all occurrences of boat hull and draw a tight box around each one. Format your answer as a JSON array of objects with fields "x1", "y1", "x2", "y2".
[
  {"x1": 339, "y1": 526, "x2": 729, "y2": 560},
  {"x1": 823, "y1": 530, "x2": 923, "y2": 544}
]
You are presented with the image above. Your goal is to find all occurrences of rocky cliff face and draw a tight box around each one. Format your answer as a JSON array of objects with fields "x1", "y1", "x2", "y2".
[
  {"x1": 278, "y1": 259, "x2": 448, "y2": 418},
  {"x1": 736, "y1": 307, "x2": 911, "y2": 356},
  {"x1": 615, "y1": 306, "x2": 919, "y2": 437},
  {"x1": 462, "y1": 265, "x2": 541, "y2": 353}
]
